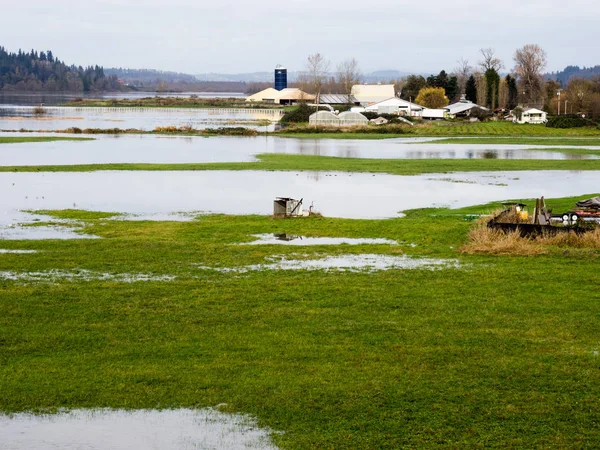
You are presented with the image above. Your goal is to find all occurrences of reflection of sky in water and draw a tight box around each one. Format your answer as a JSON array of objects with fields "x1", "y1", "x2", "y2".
[
  {"x1": 0, "y1": 106, "x2": 282, "y2": 131},
  {"x1": 0, "y1": 408, "x2": 277, "y2": 450},
  {"x1": 0, "y1": 133, "x2": 597, "y2": 166},
  {"x1": 1, "y1": 170, "x2": 599, "y2": 224}
]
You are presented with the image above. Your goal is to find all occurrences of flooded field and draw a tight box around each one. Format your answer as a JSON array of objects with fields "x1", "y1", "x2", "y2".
[
  {"x1": 0, "y1": 91, "x2": 245, "y2": 106},
  {"x1": 1, "y1": 169, "x2": 598, "y2": 240},
  {"x1": 198, "y1": 254, "x2": 463, "y2": 273},
  {"x1": 0, "y1": 106, "x2": 282, "y2": 131},
  {"x1": 243, "y1": 234, "x2": 399, "y2": 246},
  {"x1": 0, "y1": 408, "x2": 277, "y2": 450},
  {"x1": 0, "y1": 133, "x2": 597, "y2": 166}
]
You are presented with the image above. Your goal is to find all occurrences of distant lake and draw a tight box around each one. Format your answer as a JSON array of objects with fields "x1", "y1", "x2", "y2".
[{"x1": 0, "y1": 91, "x2": 246, "y2": 106}]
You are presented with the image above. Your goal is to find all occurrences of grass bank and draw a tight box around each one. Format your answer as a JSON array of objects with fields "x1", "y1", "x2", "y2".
[
  {"x1": 3, "y1": 153, "x2": 600, "y2": 174},
  {"x1": 274, "y1": 121, "x2": 600, "y2": 139},
  {"x1": 0, "y1": 136, "x2": 94, "y2": 144},
  {"x1": 1, "y1": 196, "x2": 600, "y2": 448}
]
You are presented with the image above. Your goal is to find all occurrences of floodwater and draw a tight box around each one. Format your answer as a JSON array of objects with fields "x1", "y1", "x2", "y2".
[
  {"x1": 243, "y1": 234, "x2": 398, "y2": 246},
  {"x1": 0, "y1": 408, "x2": 277, "y2": 450},
  {"x1": 1, "y1": 170, "x2": 599, "y2": 233},
  {"x1": 0, "y1": 106, "x2": 283, "y2": 131},
  {"x1": 0, "y1": 133, "x2": 597, "y2": 166},
  {"x1": 198, "y1": 254, "x2": 463, "y2": 273},
  {"x1": 0, "y1": 91, "x2": 245, "y2": 106},
  {"x1": 0, "y1": 269, "x2": 176, "y2": 283}
]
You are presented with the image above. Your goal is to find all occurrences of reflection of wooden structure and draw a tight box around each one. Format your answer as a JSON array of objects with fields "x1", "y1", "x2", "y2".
[{"x1": 273, "y1": 197, "x2": 304, "y2": 218}]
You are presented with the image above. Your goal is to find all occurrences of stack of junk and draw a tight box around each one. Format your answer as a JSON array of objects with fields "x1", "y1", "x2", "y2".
[{"x1": 488, "y1": 196, "x2": 600, "y2": 237}]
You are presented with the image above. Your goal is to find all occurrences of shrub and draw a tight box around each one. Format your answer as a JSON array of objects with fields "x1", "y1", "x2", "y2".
[
  {"x1": 546, "y1": 115, "x2": 597, "y2": 128},
  {"x1": 281, "y1": 104, "x2": 329, "y2": 124}
]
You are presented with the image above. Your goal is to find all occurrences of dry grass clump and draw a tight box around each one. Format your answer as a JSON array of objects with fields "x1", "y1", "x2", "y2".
[
  {"x1": 541, "y1": 228, "x2": 600, "y2": 248},
  {"x1": 461, "y1": 225, "x2": 547, "y2": 256},
  {"x1": 462, "y1": 218, "x2": 600, "y2": 256}
]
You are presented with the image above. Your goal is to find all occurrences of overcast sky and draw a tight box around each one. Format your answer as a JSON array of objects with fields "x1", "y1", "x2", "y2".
[{"x1": 2, "y1": 0, "x2": 598, "y2": 75}]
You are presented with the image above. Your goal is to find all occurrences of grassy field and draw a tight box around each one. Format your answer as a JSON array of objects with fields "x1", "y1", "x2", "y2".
[
  {"x1": 3, "y1": 152, "x2": 600, "y2": 175},
  {"x1": 275, "y1": 122, "x2": 600, "y2": 139},
  {"x1": 0, "y1": 136, "x2": 94, "y2": 144},
  {"x1": 1, "y1": 195, "x2": 600, "y2": 448}
]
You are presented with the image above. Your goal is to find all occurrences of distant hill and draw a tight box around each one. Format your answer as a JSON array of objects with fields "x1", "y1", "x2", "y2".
[
  {"x1": 105, "y1": 68, "x2": 199, "y2": 85},
  {"x1": 0, "y1": 46, "x2": 122, "y2": 92},
  {"x1": 546, "y1": 65, "x2": 600, "y2": 85},
  {"x1": 198, "y1": 69, "x2": 415, "y2": 83}
]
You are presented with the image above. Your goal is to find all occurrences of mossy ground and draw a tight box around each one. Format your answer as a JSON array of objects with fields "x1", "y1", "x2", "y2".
[{"x1": 1, "y1": 195, "x2": 600, "y2": 448}]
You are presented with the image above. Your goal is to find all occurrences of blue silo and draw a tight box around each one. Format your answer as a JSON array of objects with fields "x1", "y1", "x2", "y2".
[{"x1": 274, "y1": 65, "x2": 287, "y2": 91}]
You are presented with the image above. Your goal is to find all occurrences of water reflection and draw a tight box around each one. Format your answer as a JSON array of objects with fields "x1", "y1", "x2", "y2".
[
  {"x1": 0, "y1": 408, "x2": 277, "y2": 450},
  {"x1": 1, "y1": 170, "x2": 599, "y2": 225}
]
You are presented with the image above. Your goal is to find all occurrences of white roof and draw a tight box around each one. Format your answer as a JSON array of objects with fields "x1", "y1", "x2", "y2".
[
  {"x1": 523, "y1": 108, "x2": 546, "y2": 114},
  {"x1": 351, "y1": 85, "x2": 396, "y2": 103},
  {"x1": 246, "y1": 87, "x2": 314, "y2": 102},
  {"x1": 364, "y1": 97, "x2": 424, "y2": 111},
  {"x1": 445, "y1": 100, "x2": 488, "y2": 115},
  {"x1": 246, "y1": 88, "x2": 280, "y2": 102}
]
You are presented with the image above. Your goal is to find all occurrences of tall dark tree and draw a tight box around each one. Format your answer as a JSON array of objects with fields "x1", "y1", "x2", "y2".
[
  {"x1": 465, "y1": 75, "x2": 477, "y2": 103},
  {"x1": 506, "y1": 75, "x2": 519, "y2": 109},
  {"x1": 484, "y1": 68, "x2": 500, "y2": 109},
  {"x1": 445, "y1": 76, "x2": 458, "y2": 102}
]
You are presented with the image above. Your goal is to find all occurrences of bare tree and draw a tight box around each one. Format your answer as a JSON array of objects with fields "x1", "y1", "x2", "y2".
[
  {"x1": 336, "y1": 58, "x2": 362, "y2": 104},
  {"x1": 454, "y1": 57, "x2": 471, "y2": 95},
  {"x1": 513, "y1": 44, "x2": 547, "y2": 105},
  {"x1": 479, "y1": 48, "x2": 503, "y2": 72},
  {"x1": 305, "y1": 53, "x2": 330, "y2": 105}
]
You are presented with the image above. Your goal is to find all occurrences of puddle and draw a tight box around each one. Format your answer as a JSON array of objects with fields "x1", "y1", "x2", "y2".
[
  {"x1": 243, "y1": 234, "x2": 398, "y2": 246},
  {"x1": 0, "y1": 249, "x2": 37, "y2": 253},
  {"x1": 1, "y1": 133, "x2": 598, "y2": 167},
  {"x1": 0, "y1": 269, "x2": 176, "y2": 283},
  {"x1": 0, "y1": 408, "x2": 278, "y2": 450},
  {"x1": 0, "y1": 211, "x2": 97, "y2": 240},
  {"x1": 198, "y1": 254, "x2": 462, "y2": 273},
  {"x1": 1, "y1": 170, "x2": 600, "y2": 230}
]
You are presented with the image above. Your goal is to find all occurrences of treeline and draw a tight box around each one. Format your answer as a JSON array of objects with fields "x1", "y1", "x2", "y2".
[
  {"x1": 0, "y1": 46, "x2": 123, "y2": 92},
  {"x1": 547, "y1": 65, "x2": 600, "y2": 86},
  {"x1": 105, "y1": 68, "x2": 198, "y2": 85}
]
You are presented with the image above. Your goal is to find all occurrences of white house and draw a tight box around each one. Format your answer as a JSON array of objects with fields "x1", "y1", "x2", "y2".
[
  {"x1": 350, "y1": 85, "x2": 396, "y2": 105},
  {"x1": 364, "y1": 97, "x2": 424, "y2": 117},
  {"x1": 514, "y1": 108, "x2": 547, "y2": 124}
]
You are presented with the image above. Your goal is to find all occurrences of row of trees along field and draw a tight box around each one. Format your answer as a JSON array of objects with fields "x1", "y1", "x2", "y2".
[
  {"x1": 0, "y1": 47, "x2": 123, "y2": 92},
  {"x1": 294, "y1": 45, "x2": 600, "y2": 119}
]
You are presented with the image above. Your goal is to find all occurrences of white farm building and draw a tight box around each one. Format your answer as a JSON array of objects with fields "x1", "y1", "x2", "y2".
[{"x1": 364, "y1": 97, "x2": 424, "y2": 117}]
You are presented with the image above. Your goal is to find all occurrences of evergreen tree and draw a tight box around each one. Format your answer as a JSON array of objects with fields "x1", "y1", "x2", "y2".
[
  {"x1": 465, "y1": 75, "x2": 477, "y2": 103},
  {"x1": 484, "y1": 68, "x2": 500, "y2": 109},
  {"x1": 400, "y1": 75, "x2": 427, "y2": 101},
  {"x1": 506, "y1": 75, "x2": 519, "y2": 110},
  {"x1": 445, "y1": 76, "x2": 458, "y2": 102}
]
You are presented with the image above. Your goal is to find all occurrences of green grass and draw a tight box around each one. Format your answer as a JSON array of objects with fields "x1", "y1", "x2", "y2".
[
  {"x1": 1, "y1": 196, "x2": 600, "y2": 448},
  {"x1": 424, "y1": 137, "x2": 600, "y2": 146},
  {"x1": 0, "y1": 137, "x2": 94, "y2": 144},
  {"x1": 275, "y1": 122, "x2": 600, "y2": 139},
  {"x1": 4, "y1": 153, "x2": 600, "y2": 175}
]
